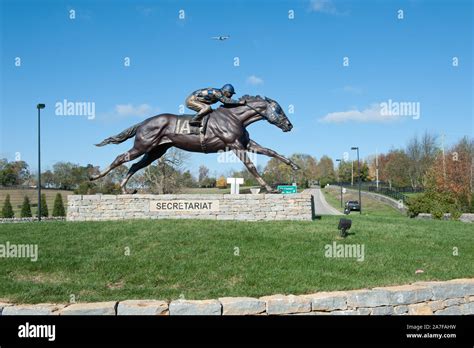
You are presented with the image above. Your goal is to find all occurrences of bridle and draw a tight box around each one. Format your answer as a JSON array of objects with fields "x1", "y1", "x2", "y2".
[
  {"x1": 244, "y1": 101, "x2": 268, "y2": 120},
  {"x1": 244, "y1": 100, "x2": 283, "y2": 127}
]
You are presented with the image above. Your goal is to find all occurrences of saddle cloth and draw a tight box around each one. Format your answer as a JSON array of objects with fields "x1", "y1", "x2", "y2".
[
  {"x1": 174, "y1": 115, "x2": 210, "y2": 135},
  {"x1": 175, "y1": 115, "x2": 210, "y2": 153}
]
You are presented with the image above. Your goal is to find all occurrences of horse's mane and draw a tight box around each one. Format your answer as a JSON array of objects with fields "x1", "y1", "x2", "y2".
[
  {"x1": 238, "y1": 94, "x2": 265, "y2": 102},
  {"x1": 221, "y1": 94, "x2": 265, "y2": 110}
]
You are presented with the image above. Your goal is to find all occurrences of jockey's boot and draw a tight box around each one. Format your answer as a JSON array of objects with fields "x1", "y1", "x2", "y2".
[{"x1": 189, "y1": 106, "x2": 211, "y2": 127}]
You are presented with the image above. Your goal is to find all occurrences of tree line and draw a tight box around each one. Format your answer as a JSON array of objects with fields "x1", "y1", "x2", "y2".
[{"x1": 1, "y1": 133, "x2": 472, "y2": 214}]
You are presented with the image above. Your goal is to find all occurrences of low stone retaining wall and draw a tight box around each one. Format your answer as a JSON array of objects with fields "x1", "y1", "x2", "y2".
[
  {"x1": 416, "y1": 213, "x2": 474, "y2": 223},
  {"x1": 66, "y1": 193, "x2": 314, "y2": 222},
  {"x1": 1, "y1": 278, "x2": 472, "y2": 315}
]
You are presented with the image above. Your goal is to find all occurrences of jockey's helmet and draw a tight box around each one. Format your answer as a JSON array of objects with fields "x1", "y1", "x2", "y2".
[{"x1": 221, "y1": 84, "x2": 235, "y2": 95}]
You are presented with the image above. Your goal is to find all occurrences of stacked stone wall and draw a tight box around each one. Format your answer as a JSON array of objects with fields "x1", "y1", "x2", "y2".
[
  {"x1": 67, "y1": 194, "x2": 314, "y2": 221},
  {"x1": 2, "y1": 279, "x2": 472, "y2": 315}
]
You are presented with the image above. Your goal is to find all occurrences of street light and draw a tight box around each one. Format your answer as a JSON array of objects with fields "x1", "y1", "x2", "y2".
[
  {"x1": 37, "y1": 103, "x2": 45, "y2": 221},
  {"x1": 335, "y1": 159, "x2": 343, "y2": 208},
  {"x1": 351, "y1": 147, "x2": 361, "y2": 214}
]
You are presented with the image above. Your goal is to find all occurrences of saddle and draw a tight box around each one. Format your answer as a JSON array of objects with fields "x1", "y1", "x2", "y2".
[{"x1": 175, "y1": 114, "x2": 210, "y2": 152}]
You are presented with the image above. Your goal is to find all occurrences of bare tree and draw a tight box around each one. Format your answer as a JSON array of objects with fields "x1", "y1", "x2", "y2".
[
  {"x1": 406, "y1": 135, "x2": 422, "y2": 188},
  {"x1": 406, "y1": 132, "x2": 439, "y2": 188},
  {"x1": 198, "y1": 165, "x2": 210, "y2": 185},
  {"x1": 142, "y1": 149, "x2": 190, "y2": 194}
]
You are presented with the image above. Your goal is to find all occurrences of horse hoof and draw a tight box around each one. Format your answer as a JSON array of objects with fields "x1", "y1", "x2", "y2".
[
  {"x1": 290, "y1": 163, "x2": 300, "y2": 171},
  {"x1": 121, "y1": 189, "x2": 137, "y2": 195}
]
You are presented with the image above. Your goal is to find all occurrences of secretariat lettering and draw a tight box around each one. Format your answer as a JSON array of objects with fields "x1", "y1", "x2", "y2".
[
  {"x1": 157, "y1": 201, "x2": 213, "y2": 210},
  {"x1": 150, "y1": 200, "x2": 220, "y2": 212}
]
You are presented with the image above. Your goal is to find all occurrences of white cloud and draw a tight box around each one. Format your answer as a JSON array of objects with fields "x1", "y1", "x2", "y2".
[
  {"x1": 309, "y1": 0, "x2": 338, "y2": 14},
  {"x1": 115, "y1": 104, "x2": 159, "y2": 117},
  {"x1": 318, "y1": 103, "x2": 398, "y2": 123},
  {"x1": 98, "y1": 103, "x2": 160, "y2": 122},
  {"x1": 342, "y1": 85, "x2": 363, "y2": 94},
  {"x1": 309, "y1": 0, "x2": 348, "y2": 15},
  {"x1": 246, "y1": 75, "x2": 264, "y2": 85},
  {"x1": 136, "y1": 6, "x2": 154, "y2": 16}
]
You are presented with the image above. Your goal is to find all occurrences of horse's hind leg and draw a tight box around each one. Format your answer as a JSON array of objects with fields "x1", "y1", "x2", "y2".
[
  {"x1": 120, "y1": 144, "x2": 172, "y2": 194},
  {"x1": 90, "y1": 147, "x2": 144, "y2": 181}
]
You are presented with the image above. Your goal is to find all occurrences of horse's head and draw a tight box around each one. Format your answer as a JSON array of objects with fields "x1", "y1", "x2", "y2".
[
  {"x1": 262, "y1": 96, "x2": 293, "y2": 132},
  {"x1": 241, "y1": 95, "x2": 293, "y2": 132}
]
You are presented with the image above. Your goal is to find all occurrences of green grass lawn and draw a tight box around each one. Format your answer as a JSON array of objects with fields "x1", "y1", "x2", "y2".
[
  {"x1": 0, "y1": 216, "x2": 472, "y2": 304},
  {"x1": 404, "y1": 192, "x2": 422, "y2": 198},
  {"x1": 323, "y1": 186, "x2": 403, "y2": 217}
]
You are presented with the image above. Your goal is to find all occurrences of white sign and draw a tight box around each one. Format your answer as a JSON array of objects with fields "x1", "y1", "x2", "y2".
[
  {"x1": 150, "y1": 200, "x2": 220, "y2": 212},
  {"x1": 227, "y1": 177, "x2": 244, "y2": 194}
]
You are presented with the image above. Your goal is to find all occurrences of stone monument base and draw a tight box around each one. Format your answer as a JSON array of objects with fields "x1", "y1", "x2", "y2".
[{"x1": 67, "y1": 193, "x2": 314, "y2": 222}]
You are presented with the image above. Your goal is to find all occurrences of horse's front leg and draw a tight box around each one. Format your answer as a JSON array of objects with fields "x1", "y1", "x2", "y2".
[
  {"x1": 246, "y1": 139, "x2": 300, "y2": 170},
  {"x1": 231, "y1": 147, "x2": 274, "y2": 193}
]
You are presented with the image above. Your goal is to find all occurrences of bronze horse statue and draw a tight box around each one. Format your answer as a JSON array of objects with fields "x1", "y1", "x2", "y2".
[{"x1": 90, "y1": 95, "x2": 299, "y2": 193}]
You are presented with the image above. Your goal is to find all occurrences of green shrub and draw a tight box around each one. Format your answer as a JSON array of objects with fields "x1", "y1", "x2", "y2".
[
  {"x1": 406, "y1": 195, "x2": 430, "y2": 218},
  {"x1": 74, "y1": 181, "x2": 97, "y2": 195},
  {"x1": 52, "y1": 193, "x2": 65, "y2": 217},
  {"x1": 38, "y1": 193, "x2": 49, "y2": 217},
  {"x1": 406, "y1": 191, "x2": 461, "y2": 219},
  {"x1": 449, "y1": 207, "x2": 462, "y2": 220},
  {"x1": 99, "y1": 181, "x2": 121, "y2": 195},
  {"x1": 300, "y1": 179, "x2": 310, "y2": 189},
  {"x1": 1, "y1": 194, "x2": 14, "y2": 218},
  {"x1": 431, "y1": 202, "x2": 445, "y2": 220},
  {"x1": 20, "y1": 196, "x2": 32, "y2": 217},
  {"x1": 319, "y1": 177, "x2": 334, "y2": 188}
]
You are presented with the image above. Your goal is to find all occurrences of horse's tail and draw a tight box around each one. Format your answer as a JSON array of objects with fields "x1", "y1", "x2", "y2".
[{"x1": 95, "y1": 123, "x2": 141, "y2": 147}]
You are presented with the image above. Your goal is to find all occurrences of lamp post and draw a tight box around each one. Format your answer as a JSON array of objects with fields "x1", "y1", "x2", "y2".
[
  {"x1": 375, "y1": 148, "x2": 379, "y2": 191},
  {"x1": 336, "y1": 159, "x2": 342, "y2": 208},
  {"x1": 351, "y1": 161, "x2": 354, "y2": 186},
  {"x1": 37, "y1": 104, "x2": 45, "y2": 221},
  {"x1": 351, "y1": 147, "x2": 362, "y2": 214}
]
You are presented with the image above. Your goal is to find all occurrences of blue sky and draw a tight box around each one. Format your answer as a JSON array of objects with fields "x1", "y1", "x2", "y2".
[{"x1": 1, "y1": 0, "x2": 472, "y2": 177}]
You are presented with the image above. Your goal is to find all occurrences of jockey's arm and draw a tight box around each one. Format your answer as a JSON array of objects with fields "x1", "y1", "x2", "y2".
[{"x1": 218, "y1": 94, "x2": 246, "y2": 105}]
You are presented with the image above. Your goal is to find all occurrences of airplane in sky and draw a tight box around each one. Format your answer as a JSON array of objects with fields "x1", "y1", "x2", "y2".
[{"x1": 211, "y1": 35, "x2": 230, "y2": 41}]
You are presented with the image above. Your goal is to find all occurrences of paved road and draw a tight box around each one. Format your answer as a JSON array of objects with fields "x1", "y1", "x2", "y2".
[{"x1": 303, "y1": 188, "x2": 342, "y2": 216}]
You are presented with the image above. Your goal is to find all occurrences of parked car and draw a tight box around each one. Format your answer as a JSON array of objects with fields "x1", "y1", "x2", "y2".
[{"x1": 345, "y1": 200, "x2": 360, "y2": 211}]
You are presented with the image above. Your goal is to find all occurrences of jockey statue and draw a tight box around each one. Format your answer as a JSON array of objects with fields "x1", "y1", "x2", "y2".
[{"x1": 186, "y1": 84, "x2": 246, "y2": 126}]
